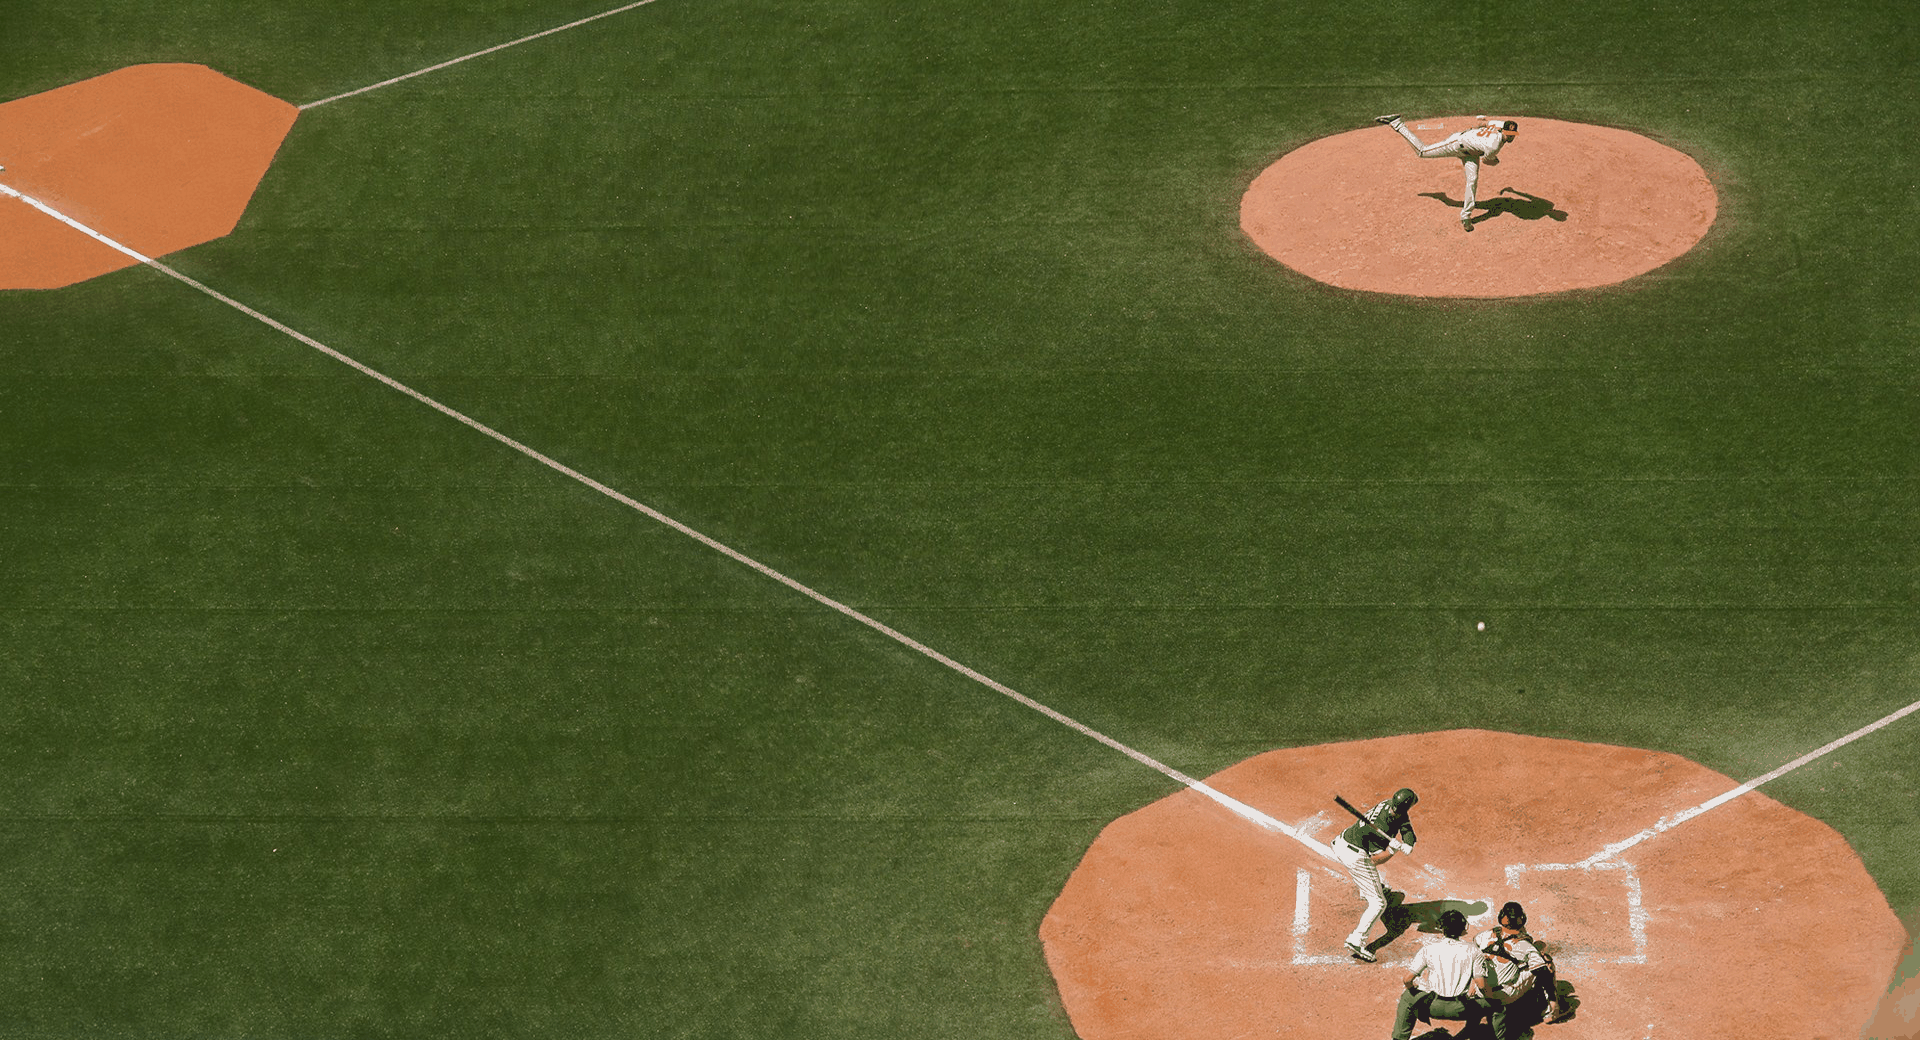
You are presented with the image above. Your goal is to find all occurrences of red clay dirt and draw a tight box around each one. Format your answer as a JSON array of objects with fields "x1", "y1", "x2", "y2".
[
  {"x1": 0, "y1": 63, "x2": 297, "y2": 290},
  {"x1": 1041, "y1": 730, "x2": 1906, "y2": 1039},
  {"x1": 1241, "y1": 117, "x2": 1716, "y2": 298}
]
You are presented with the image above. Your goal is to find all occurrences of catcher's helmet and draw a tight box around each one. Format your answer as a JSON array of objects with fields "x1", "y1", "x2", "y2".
[
  {"x1": 1392, "y1": 788, "x2": 1419, "y2": 810},
  {"x1": 1499, "y1": 901, "x2": 1528, "y2": 927},
  {"x1": 1438, "y1": 909, "x2": 1468, "y2": 937}
]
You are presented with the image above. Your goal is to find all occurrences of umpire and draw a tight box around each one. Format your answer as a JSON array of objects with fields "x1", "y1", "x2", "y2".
[{"x1": 1389, "y1": 909, "x2": 1492, "y2": 1040}]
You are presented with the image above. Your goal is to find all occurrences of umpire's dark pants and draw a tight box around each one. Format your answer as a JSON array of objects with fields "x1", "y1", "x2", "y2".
[{"x1": 1391, "y1": 988, "x2": 1487, "y2": 1040}]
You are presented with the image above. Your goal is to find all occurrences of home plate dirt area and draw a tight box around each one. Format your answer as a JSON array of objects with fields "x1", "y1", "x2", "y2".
[{"x1": 1041, "y1": 731, "x2": 1904, "y2": 1039}]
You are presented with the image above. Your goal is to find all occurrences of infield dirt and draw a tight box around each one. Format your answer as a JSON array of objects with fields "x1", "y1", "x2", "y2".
[{"x1": 1042, "y1": 730, "x2": 1904, "y2": 1040}]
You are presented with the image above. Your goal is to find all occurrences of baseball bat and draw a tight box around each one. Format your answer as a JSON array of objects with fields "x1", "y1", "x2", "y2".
[{"x1": 1333, "y1": 794, "x2": 1413, "y2": 855}]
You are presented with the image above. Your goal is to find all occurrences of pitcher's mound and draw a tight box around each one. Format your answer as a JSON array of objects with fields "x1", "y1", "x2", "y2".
[{"x1": 1241, "y1": 117, "x2": 1716, "y2": 298}]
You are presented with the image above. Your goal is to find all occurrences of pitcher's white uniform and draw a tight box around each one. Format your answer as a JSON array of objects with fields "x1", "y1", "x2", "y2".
[{"x1": 1381, "y1": 116, "x2": 1516, "y2": 228}]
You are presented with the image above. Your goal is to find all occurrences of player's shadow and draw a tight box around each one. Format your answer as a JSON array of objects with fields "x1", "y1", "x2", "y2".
[
  {"x1": 1551, "y1": 979, "x2": 1580, "y2": 1022},
  {"x1": 1367, "y1": 894, "x2": 1491, "y2": 955},
  {"x1": 1418, "y1": 187, "x2": 1569, "y2": 228}
]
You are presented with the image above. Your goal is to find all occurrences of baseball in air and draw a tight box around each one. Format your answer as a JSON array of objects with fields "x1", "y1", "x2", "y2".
[{"x1": 1476, "y1": 622, "x2": 1486, "y2": 631}]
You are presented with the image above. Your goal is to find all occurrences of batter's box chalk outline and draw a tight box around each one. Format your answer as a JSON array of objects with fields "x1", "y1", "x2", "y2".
[
  {"x1": 1289, "y1": 862, "x2": 1646, "y2": 967},
  {"x1": 1293, "y1": 869, "x2": 1354, "y2": 965},
  {"x1": 1504, "y1": 861, "x2": 1648, "y2": 966}
]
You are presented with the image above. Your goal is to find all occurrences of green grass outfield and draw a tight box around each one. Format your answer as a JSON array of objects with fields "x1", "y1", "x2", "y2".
[{"x1": 2, "y1": 0, "x2": 1915, "y2": 1035}]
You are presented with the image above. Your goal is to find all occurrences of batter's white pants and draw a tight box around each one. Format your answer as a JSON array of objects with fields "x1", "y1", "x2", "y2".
[
  {"x1": 1334, "y1": 839, "x2": 1390, "y2": 946},
  {"x1": 1390, "y1": 122, "x2": 1483, "y2": 220}
]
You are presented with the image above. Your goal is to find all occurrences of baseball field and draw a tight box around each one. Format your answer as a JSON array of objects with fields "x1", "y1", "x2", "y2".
[{"x1": 1, "y1": 1, "x2": 1915, "y2": 1037}]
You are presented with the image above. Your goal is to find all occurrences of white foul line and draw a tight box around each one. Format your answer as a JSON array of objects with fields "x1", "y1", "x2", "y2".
[
  {"x1": 0, "y1": 181, "x2": 1339, "y2": 865},
  {"x1": 1580, "y1": 696, "x2": 1920, "y2": 867},
  {"x1": 299, "y1": 0, "x2": 663, "y2": 110}
]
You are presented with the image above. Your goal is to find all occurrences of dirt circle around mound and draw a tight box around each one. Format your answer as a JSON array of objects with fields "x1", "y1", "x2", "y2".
[
  {"x1": 1241, "y1": 117, "x2": 1717, "y2": 298},
  {"x1": 1040, "y1": 730, "x2": 1906, "y2": 1040}
]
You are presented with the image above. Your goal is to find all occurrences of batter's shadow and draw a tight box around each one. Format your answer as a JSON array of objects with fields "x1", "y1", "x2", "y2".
[
  {"x1": 1367, "y1": 894, "x2": 1491, "y2": 955},
  {"x1": 1419, "y1": 187, "x2": 1569, "y2": 227}
]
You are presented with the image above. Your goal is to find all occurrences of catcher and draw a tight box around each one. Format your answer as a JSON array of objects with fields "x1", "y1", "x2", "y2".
[{"x1": 1475, "y1": 901, "x2": 1564, "y2": 1035}]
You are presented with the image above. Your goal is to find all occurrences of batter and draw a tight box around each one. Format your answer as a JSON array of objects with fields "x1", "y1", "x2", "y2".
[{"x1": 1332, "y1": 787, "x2": 1419, "y2": 961}]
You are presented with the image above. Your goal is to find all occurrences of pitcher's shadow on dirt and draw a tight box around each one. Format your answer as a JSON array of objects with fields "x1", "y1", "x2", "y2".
[{"x1": 1418, "y1": 187, "x2": 1569, "y2": 228}]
